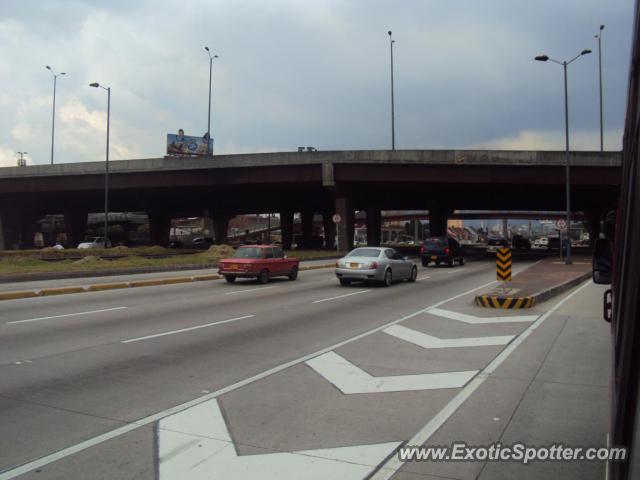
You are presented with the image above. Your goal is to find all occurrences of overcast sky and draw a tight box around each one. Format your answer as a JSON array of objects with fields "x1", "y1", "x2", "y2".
[{"x1": 0, "y1": 0, "x2": 634, "y2": 167}]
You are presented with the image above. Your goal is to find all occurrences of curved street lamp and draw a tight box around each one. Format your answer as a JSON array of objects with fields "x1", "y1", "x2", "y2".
[
  {"x1": 535, "y1": 48, "x2": 591, "y2": 264},
  {"x1": 204, "y1": 46, "x2": 219, "y2": 155},
  {"x1": 89, "y1": 82, "x2": 111, "y2": 247},
  {"x1": 45, "y1": 66, "x2": 66, "y2": 164}
]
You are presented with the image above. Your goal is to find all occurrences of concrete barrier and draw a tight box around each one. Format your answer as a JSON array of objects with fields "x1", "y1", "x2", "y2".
[
  {"x1": 128, "y1": 279, "x2": 168, "y2": 288},
  {"x1": 300, "y1": 263, "x2": 336, "y2": 271},
  {"x1": 86, "y1": 283, "x2": 131, "y2": 292},
  {"x1": 192, "y1": 274, "x2": 222, "y2": 282},
  {"x1": 39, "y1": 286, "x2": 87, "y2": 296},
  {"x1": 0, "y1": 263, "x2": 336, "y2": 301},
  {"x1": 160, "y1": 277, "x2": 194, "y2": 285},
  {"x1": 0, "y1": 290, "x2": 42, "y2": 301}
]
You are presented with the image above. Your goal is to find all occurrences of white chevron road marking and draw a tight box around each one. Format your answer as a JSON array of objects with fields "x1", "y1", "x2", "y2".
[
  {"x1": 158, "y1": 398, "x2": 401, "y2": 479},
  {"x1": 383, "y1": 324, "x2": 514, "y2": 348},
  {"x1": 306, "y1": 351, "x2": 478, "y2": 394},
  {"x1": 428, "y1": 307, "x2": 538, "y2": 324}
]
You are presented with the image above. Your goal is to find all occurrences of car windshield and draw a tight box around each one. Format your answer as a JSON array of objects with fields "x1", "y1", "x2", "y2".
[
  {"x1": 425, "y1": 238, "x2": 446, "y2": 248},
  {"x1": 233, "y1": 247, "x2": 264, "y2": 259},
  {"x1": 347, "y1": 248, "x2": 381, "y2": 258}
]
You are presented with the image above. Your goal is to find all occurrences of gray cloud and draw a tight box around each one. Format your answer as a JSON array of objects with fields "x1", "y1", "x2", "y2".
[{"x1": 0, "y1": 0, "x2": 633, "y2": 167}]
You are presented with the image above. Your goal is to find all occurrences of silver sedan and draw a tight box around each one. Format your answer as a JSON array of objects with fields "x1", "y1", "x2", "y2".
[{"x1": 335, "y1": 247, "x2": 418, "y2": 287}]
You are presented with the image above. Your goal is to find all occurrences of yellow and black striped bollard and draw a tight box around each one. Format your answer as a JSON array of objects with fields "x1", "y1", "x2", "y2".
[{"x1": 496, "y1": 247, "x2": 512, "y2": 281}]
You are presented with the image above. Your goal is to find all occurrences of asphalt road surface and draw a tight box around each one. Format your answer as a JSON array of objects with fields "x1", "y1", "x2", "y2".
[{"x1": 0, "y1": 258, "x2": 609, "y2": 480}]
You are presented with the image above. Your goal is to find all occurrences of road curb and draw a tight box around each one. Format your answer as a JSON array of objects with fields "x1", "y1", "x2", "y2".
[
  {"x1": 474, "y1": 271, "x2": 592, "y2": 309},
  {"x1": 299, "y1": 263, "x2": 336, "y2": 271},
  {"x1": 0, "y1": 264, "x2": 335, "y2": 301}
]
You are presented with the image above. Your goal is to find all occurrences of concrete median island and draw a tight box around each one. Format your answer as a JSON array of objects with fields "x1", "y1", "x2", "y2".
[{"x1": 475, "y1": 256, "x2": 592, "y2": 309}]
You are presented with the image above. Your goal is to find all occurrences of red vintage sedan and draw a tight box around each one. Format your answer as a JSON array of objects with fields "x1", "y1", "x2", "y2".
[{"x1": 218, "y1": 245, "x2": 300, "y2": 284}]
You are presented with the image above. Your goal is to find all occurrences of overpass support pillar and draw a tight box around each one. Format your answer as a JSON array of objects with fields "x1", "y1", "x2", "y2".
[
  {"x1": 19, "y1": 213, "x2": 40, "y2": 249},
  {"x1": 148, "y1": 211, "x2": 172, "y2": 246},
  {"x1": 366, "y1": 208, "x2": 381, "y2": 246},
  {"x1": 301, "y1": 209, "x2": 314, "y2": 249},
  {"x1": 64, "y1": 211, "x2": 88, "y2": 248},
  {"x1": 429, "y1": 207, "x2": 453, "y2": 237},
  {"x1": 213, "y1": 215, "x2": 233, "y2": 245},
  {"x1": 585, "y1": 210, "x2": 603, "y2": 243},
  {"x1": 280, "y1": 209, "x2": 294, "y2": 250},
  {"x1": 0, "y1": 210, "x2": 21, "y2": 250},
  {"x1": 322, "y1": 210, "x2": 336, "y2": 250},
  {"x1": 335, "y1": 196, "x2": 354, "y2": 252},
  {"x1": 0, "y1": 210, "x2": 41, "y2": 250}
]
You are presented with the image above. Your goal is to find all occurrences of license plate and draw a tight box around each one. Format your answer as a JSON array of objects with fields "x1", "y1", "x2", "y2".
[
  {"x1": 349, "y1": 263, "x2": 359, "y2": 268},
  {"x1": 228, "y1": 264, "x2": 239, "y2": 270},
  {"x1": 431, "y1": 256, "x2": 438, "y2": 260}
]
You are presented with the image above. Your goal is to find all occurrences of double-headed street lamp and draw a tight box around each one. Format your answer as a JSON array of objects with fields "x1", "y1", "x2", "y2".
[
  {"x1": 595, "y1": 25, "x2": 605, "y2": 152},
  {"x1": 17, "y1": 151, "x2": 28, "y2": 167},
  {"x1": 204, "y1": 46, "x2": 218, "y2": 155},
  {"x1": 89, "y1": 82, "x2": 111, "y2": 247},
  {"x1": 45, "y1": 66, "x2": 66, "y2": 165},
  {"x1": 388, "y1": 31, "x2": 396, "y2": 150},
  {"x1": 535, "y1": 48, "x2": 591, "y2": 265}
]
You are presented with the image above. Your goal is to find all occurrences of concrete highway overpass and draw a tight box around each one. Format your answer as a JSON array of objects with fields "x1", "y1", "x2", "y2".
[{"x1": 0, "y1": 149, "x2": 621, "y2": 250}]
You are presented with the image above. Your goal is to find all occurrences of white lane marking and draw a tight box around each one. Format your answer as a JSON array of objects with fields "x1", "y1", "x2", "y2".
[
  {"x1": 121, "y1": 315, "x2": 255, "y2": 344},
  {"x1": 0, "y1": 278, "x2": 497, "y2": 480},
  {"x1": 428, "y1": 307, "x2": 538, "y2": 324},
  {"x1": 158, "y1": 398, "x2": 400, "y2": 479},
  {"x1": 370, "y1": 280, "x2": 593, "y2": 480},
  {"x1": 306, "y1": 351, "x2": 477, "y2": 393},
  {"x1": 312, "y1": 289, "x2": 371, "y2": 304},
  {"x1": 384, "y1": 325, "x2": 514, "y2": 349},
  {"x1": 224, "y1": 286, "x2": 278, "y2": 295},
  {"x1": 415, "y1": 276, "x2": 431, "y2": 281},
  {"x1": 6, "y1": 307, "x2": 128, "y2": 325},
  {"x1": 447, "y1": 269, "x2": 465, "y2": 274}
]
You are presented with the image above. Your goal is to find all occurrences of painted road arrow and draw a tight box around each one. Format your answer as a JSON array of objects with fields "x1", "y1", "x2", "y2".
[
  {"x1": 383, "y1": 324, "x2": 514, "y2": 348},
  {"x1": 305, "y1": 351, "x2": 477, "y2": 394},
  {"x1": 158, "y1": 398, "x2": 400, "y2": 479},
  {"x1": 428, "y1": 308, "x2": 538, "y2": 324}
]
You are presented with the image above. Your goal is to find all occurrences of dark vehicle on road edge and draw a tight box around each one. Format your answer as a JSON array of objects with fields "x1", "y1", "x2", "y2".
[
  {"x1": 512, "y1": 234, "x2": 531, "y2": 250},
  {"x1": 218, "y1": 245, "x2": 300, "y2": 284},
  {"x1": 420, "y1": 236, "x2": 464, "y2": 267}
]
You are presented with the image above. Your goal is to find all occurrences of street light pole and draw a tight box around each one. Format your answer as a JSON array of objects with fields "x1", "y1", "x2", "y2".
[
  {"x1": 204, "y1": 47, "x2": 218, "y2": 155},
  {"x1": 46, "y1": 66, "x2": 66, "y2": 165},
  {"x1": 388, "y1": 31, "x2": 395, "y2": 150},
  {"x1": 562, "y1": 60, "x2": 572, "y2": 264},
  {"x1": 535, "y1": 49, "x2": 591, "y2": 265},
  {"x1": 596, "y1": 25, "x2": 605, "y2": 152},
  {"x1": 17, "y1": 151, "x2": 28, "y2": 167},
  {"x1": 89, "y1": 82, "x2": 111, "y2": 247}
]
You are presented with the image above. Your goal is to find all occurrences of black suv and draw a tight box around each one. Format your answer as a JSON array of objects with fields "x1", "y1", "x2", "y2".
[{"x1": 420, "y1": 236, "x2": 464, "y2": 267}]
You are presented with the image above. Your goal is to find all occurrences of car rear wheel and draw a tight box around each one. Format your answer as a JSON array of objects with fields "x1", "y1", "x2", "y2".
[
  {"x1": 224, "y1": 275, "x2": 236, "y2": 283},
  {"x1": 339, "y1": 278, "x2": 351, "y2": 286},
  {"x1": 459, "y1": 256, "x2": 465, "y2": 266},
  {"x1": 421, "y1": 259, "x2": 429, "y2": 267},
  {"x1": 383, "y1": 269, "x2": 392, "y2": 287},
  {"x1": 288, "y1": 266, "x2": 298, "y2": 281},
  {"x1": 448, "y1": 257, "x2": 454, "y2": 267},
  {"x1": 258, "y1": 269, "x2": 269, "y2": 284},
  {"x1": 408, "y1": 266, "x2": 417, "y2": 282}
]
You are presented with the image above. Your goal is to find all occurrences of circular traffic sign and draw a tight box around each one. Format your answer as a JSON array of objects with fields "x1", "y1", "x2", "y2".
[
  {"x1": 332, "y1": 214, "x2": 342, "y2": 224},
  {"x1": 556, "y1": 219, "x2": 567, "y2": 230}
]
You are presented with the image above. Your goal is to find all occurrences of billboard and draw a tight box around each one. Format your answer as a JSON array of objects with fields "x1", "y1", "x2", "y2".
[{"x1": 167, "y1": 132, "x2": 214, "y2": 155}]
